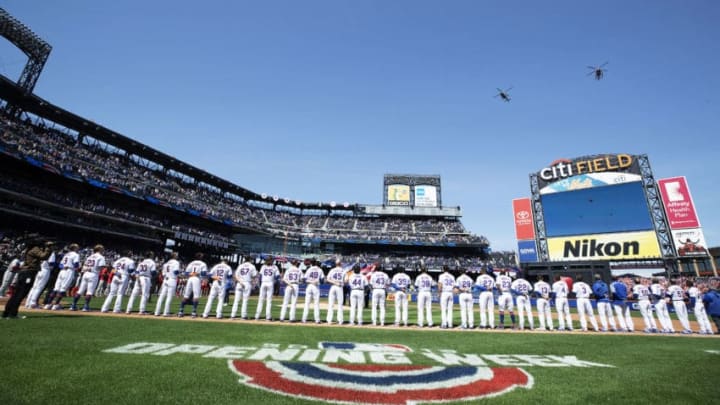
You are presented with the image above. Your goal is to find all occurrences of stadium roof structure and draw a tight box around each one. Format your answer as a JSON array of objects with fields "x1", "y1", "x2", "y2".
[{"x1": 0, "y1": 8, "x2": 52, "y2": 94}]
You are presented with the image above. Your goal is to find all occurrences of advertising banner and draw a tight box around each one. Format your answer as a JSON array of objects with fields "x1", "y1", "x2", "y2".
[
  {"x1": 414, "y1": 185, "x2": 437, "y2": 207},
  {"x1": 536, "y1": 154, "x2": 641, "y2": 190},
  {"x1": 512, "y1": 198, "x2": 535, "y2": 240},
  {"x1": 658, "y1": 177, "x2": 701, "y2": 229},
  {"x1": 547, "y1": 230, "x2": 661, "y2": 261},
  {"x1": 387, "y1": 184, "x2": 410, "y2": 206},
  {"x1": 671, "y1": 228, "x2": 709, "y2": 257},
  {"x1": 518, "y1": 240, "x2": 538, "y2": 263}
]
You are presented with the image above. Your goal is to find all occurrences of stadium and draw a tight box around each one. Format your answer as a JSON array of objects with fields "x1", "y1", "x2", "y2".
[{"x1": 1, "y1": 6, "x2": 719, "y2": 405}]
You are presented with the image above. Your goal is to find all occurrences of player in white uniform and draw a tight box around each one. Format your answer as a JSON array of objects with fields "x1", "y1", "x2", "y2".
[
  {"x1": 511, "y1": 275, "x2": 534, "y2": 330},
  {"x1": 391, "y1": 270, "x2": 411, "y2": 327},
  {"x1": 651, "y1": 278, "x2": 674, "y2": 333},
  {"x1": 438, "y1": 268, "x2": 456, "y2": 329},
  {"x1": 203, "y1": 260, "x2": 232, "y2": 319},
  {"x1": 572, "y1": 275, "x2": 599, "y2": 332},
  {"x1": 45, "y1": 244, "x2": 81, "y2": 310},
  {"x1": 71, "y1": 244, "x2": 106, "y2": 312},
  {"x1": 231, "y1": 256, "x2": 257, "y2": 320},
  {"x1": 533, "y1": 276, "x2": 553, "y2": 330},
  {"x1": 552, "y1": 275, "x2": 573, "y2": 331},
  {"x1": 495, "y1": 271, "x2": 515, "y2": 329},
  {"x1": 25, "y1": 251, "x2": 56, "y2": 309},
  {"x1": 178, "y1": 252, "x2": 207, "y2": 318},
  {"x1": 301, "y1": 259, "x2": 324, "y2": 324},
  {"x1": 667, "y1": 279, "x2": 692, "y2": 334},
  {"x1": 414, "y1": 269, "x2": 435, "y2": 327},
  {"x1": 0, "y1": 257, "x2": 22, "y2": 297},
  {"x1": 475, "y1": 271, "x2": 496, "y2": 329},
  {"x1": 325, "y1": 260, "x2": 346, "y2": 325},
  {"x1": 126, "y1": 250, "x2": 156, "y2": 315},
  {"x1": 688, "y1": 280, "x2": 713, "y2": 334},
  {"x1": 369, "y1": 268, "x2": 390, "y2": 326},
  {"x1": 101, "y1": 251, "x2": 135, "y2": 313},
  {"x1": 455, "y1": 270, "x2": 475, "y2": 329},
  {"x1": 631, "y1": 277, "x2": 658, "y2": 333},
  {"x1": 255, "y1": 257, "x2": 280, "y2": 321},
  {"x1": 347, "y1": 266, "x2": 368, "y2": 326},
  {"x1": 154, "y1": 252, "x2": 180, "y2": 316},
  {"x1": 279, "y1": 260, "x2": 303, "y2": 322}
]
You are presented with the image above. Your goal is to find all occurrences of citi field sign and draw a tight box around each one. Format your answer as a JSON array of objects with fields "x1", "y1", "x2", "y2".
[
  {"x1": 537, "y1": 153, "x2": 641, "y2": 189},
  {"x1": 105, "y1": 341, "x2": 614, "y2": 404}
]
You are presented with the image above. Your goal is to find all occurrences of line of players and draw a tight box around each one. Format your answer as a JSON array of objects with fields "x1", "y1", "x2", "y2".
[{"x1": 6, "y1": 244, "x2": 718, "y2": 334}]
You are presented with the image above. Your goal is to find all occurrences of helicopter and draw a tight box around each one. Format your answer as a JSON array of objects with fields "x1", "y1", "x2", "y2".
[
  {"x1": 494, "y1": 87, "x2": 513, "y2": 102},
  {"x1": 587, "y1": 62, "x2": 608, "y2": 80}
]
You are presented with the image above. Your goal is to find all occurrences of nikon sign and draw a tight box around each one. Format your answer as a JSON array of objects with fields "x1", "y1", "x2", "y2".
[
  {"x1": 547, "y1": 231, "x2": 661, "y2": 261},
  {"x1": 536, "y1": 154, "x2": 640, "y2": 189}
]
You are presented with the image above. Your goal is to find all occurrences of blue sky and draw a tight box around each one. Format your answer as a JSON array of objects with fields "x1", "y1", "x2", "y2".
[{"x1": 1, "y1": 1, "x2": 718, "y2": 251}]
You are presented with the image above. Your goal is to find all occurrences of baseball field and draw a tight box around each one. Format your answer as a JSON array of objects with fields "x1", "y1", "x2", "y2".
[{"x1": 2, "y1": 297, "x2": 719, "y2": 405}]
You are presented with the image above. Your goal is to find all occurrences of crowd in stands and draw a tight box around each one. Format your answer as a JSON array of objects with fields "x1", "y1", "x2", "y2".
[{"x1": 1, "y1": 114, "x2": 488, "y2": 246}]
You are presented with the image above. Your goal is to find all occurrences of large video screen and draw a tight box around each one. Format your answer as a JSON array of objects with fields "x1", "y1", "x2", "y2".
[{"x1": 541, "y1": 181, "x2": 653, "y2": 237}]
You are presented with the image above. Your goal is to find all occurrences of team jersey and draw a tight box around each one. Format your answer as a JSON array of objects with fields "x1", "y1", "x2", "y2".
[
  {"x1": 82, "y1": 253, "x2": 106, "y2": 274},
  {"x1": 304, "y1": 265, "x2": 324, "y2": 285},
  {"x1": 326, "y1": 266, "x2": 346, "y2": 286},
  {"x1": 348, "y1": 273, "x2": 368, "y2": 290},
  {"x1": 438, "y1": 273, "x2": 456, "y2": 292},
  {"x1": 475, "y1": 274, "x2": 495, "y2": 292},
  {"x1": 610, "y1": 281, "x2": 628, "y2": 301},
  {"x1": 633, "y1": 284, "x2": 652, "y2": 301},
  {"x1": 136, "y1": 258, "x2": 156, "y2": 277},
  {"x1": 391, "y1": 273, "x2": 411, "y2": 291},
  {"x1": 534, "y1": 281, "x2": 551, "y2": 299},
  {"x1": 572, "y1": 281, "x2": 592, "y2": 299},
  {"x1": 258, "y1": 264, "x2": 280, "y2": 284},
  {"x1": 113, "y1": 257, "x2": 136, "y2": 278},
  {"x1": 161, "y1": 259, "x2": 180, "y2": 281},
  {"x1": 283, "y1": 266, "x2": 303, "y2": 285},
  {"x1": 687, "y1": 287, "x2": 702, "y2": 306},
  {"x1": 209, "y1": 263, "x2": 232, "y2": 285},
  {"x1": 455, "y1": 274, "x2": 474, "y2": 292},
  {"x1": 592, "y1": 280, "x2": 611, "y2": 302},
  {"x1": 650, "y1": 283, "x2": 666, "y2": 300},
  {"x1": 369, "y1": 271, "x2": 389, "y2": 290},
  {"x1": 41, "y1": 253, "x2": 56, "y2": 272},
  {"x1": 666, "y1": 285, "x2": 686, "y2": 301},
  {"x1": 552, "y1": 280, "x2": 569, "y2": 298},
  {"x1": 235, "y1": 262, "x2": 257, "y2": 283},
  {"x1": 186, "y1": 260, "x2": 207, "y2": 277},
  {"x1": 496, "y1": 275, "x2": 513, "y2": 294},
  {"x1": 511, "y1": 278, "x2": 532, "y2": 296},
  {"x1": 59, "y1": 251, "x2": 80, "y2": 271},
  {"x1": 414, "y1": 273, "x2": 434, "y2": 292}
]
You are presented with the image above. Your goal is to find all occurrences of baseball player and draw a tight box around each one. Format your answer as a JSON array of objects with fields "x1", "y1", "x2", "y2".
[
  {"x1": 688, "y1": 280, "x2": 713, "y2": 334},
  {"x1": 455, "y1": 269, "x2": 475, "y2": 329},
  {"x1": 572, "y1": 275, "x2": 599, "y2": 332},
  {"x1": 101, "y1": 251, "x2": 135, "y2": 313},
  {"x1": 279, "y1": 259, "x2": 303, "y2": 322},
  {"x1": 45, "y1": 244, "x2": 81, "y2": 310},
  {"x1": 552, "y1": 275, "x2": 573, "y2": 331},
  {"x1": 153, "y1": 252, "x2": 180, "y2": 316},
  {"x1": 667, "y1": 278, "x2": 692, "y2": 334},
  {"x1": 178, "y1": 252, "x2": 207, "y2": 318},
  {"x1": 533, "y1": 276, "x2": 553, "y2": 331},
  {"x1": 391, "y1": 269, "x2": 411, "y2": 327},
  {"x1": 511, "y1": 274, "x2": 534, "y2": 330},
  {"x1": 495, "y1": 271, "x2": 516, "y2": 329},
  {"x1": 475, "y1": 269, "x2": 496, "y2": 329},
  {"x1": 71, "y1": 244, "x2": 106, "y2": 312},
  {"x1": 301, "y1": 259, "x2": 324, "y2": 324},
  {"x1": 25, "y1": 251, "x2": 56, "y2": 309},
  {"x1": 592, "y1": 274, "x2": 617, "y2": 332},
  {"x1": 347, "y1": 265, "x2": 367, "y2": 326},
  {"x1": 369, "y1": 267, "x2": 390, "y2": 326},
  {"x1": 651, "y1": 278, "x2": 674, "y2": 333},
  {"x1": 438, "y1": 267, "x2": 456, "y2": 329},
  {"x1": 414, "y1": 268, "x2": 435, "y2": 328},
  {"x1": 230, "y1": 256, "x2": 257, "y2": 320},
  {"x1": 325, "y1": 260, "x2": 346, "y2": 325},
  {"x1": 610, "y1": 275, "x2": 633, "y2": 332},
  {"x1": 126, "y1": 250, "x2": 156, "y2": 315},
  {"x1": 255, "y1": 256, "x2": 280, "y2": 321},
  {"x1": 0, "y1": 256, "x2": 22, "y2": 297},
  {"x1": 203, "y1": 259, "x2": 233, "y2": 319},
  {"x1": 631, "y1": 277, "x2": 656, "y2": 333}
]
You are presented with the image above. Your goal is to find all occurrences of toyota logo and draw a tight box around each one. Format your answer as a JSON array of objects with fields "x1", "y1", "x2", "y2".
[{"x1": 516, "y1": 210, "x2": 530, "y2": 220}]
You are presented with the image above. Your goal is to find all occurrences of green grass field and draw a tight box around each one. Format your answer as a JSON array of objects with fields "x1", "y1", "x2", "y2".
[{"x1": 2, "y1": 296, "x2": 719, "y2": 405}]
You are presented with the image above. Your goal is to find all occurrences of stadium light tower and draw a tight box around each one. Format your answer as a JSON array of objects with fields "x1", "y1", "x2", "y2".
[{"x1": 0, "y1": 8, "x2": 52, "y2": 95}]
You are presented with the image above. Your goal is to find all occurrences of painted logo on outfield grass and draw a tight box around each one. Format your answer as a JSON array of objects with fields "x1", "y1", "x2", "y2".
[{"x1": 105, "y1": 341, "x2": 614, "y2": 404}]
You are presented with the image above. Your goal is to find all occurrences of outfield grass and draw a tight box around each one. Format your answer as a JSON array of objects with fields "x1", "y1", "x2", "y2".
[{"x1": 1, "y1": 296, "x2": 719, "y2": 405}]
